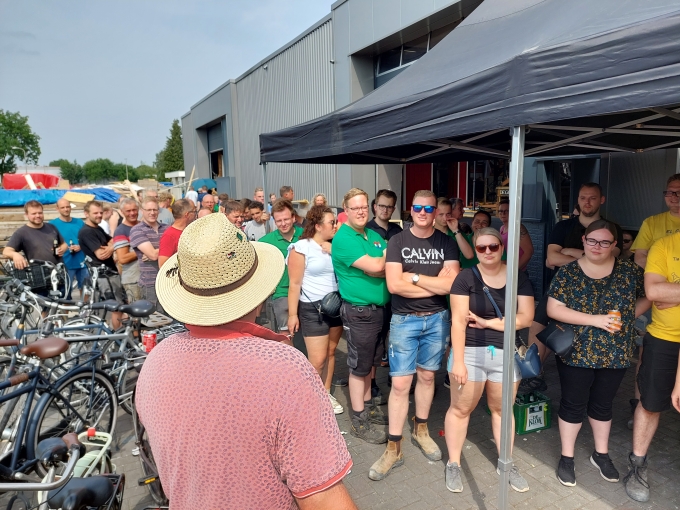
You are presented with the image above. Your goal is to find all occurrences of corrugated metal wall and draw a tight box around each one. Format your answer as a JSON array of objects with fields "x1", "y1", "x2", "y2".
[{"x1": 235, "y1": 20, "x2": 337, "y2": 203}]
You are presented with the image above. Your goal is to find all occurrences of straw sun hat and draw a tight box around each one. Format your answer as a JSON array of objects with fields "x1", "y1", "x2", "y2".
[{"x1": 155, "y1": 213, "x2": 284, "y2": 326}]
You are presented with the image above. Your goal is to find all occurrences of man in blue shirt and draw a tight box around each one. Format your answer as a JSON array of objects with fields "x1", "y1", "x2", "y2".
[{"x1": 50, "y1": 198, "x2": 88, "y2": 299}]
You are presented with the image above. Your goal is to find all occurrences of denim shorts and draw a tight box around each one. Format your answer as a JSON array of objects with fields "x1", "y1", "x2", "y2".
[
  {"x1": 388, "y1": 309, "x2": 450, "y2": 376},
  {"x1": 447, "y1": 345, "x2": 521, "y2": 383}
]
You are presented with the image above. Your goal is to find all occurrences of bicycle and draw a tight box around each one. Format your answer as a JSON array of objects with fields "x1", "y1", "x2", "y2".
[
  {"x1": 0, "y1": 432, "x2": 124, "y2": 510},
  {"x1": 0, "y1": 336, "x2": 117, "y2": 480}
]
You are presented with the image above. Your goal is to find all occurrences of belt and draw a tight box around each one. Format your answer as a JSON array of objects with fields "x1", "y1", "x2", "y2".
[
  {"x1": 397, "y1": 311, "x2": 438, "y2": 317},
  {"x1": 347, "y1": 303, "x2": 384, "y2": 309}
]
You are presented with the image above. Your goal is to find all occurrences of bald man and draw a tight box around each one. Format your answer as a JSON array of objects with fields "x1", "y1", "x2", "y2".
[
  {"x1": 50, "y1": 198, "x2": 88, "y2": 298},
  {"x1": 198, "y1": 194, "x2": 215, "y2": 218}
]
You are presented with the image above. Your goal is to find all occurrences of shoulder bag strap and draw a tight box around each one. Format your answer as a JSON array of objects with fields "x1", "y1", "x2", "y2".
[{"x1": 471, "y1": 266, "x2": 504, "y2": 320}]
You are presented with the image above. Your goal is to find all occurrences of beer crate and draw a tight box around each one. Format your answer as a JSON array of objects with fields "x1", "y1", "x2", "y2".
[{"x1": 485, "y1": 391, "x2": 552, "y2": 435}]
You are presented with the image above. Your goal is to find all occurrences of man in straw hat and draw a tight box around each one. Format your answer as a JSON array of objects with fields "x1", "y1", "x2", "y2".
[{"x1": 136, "y1": 214, "x2": 355, "y2": 509}]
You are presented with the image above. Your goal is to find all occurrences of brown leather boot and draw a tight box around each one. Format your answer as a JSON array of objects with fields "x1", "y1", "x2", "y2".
[
  {"x1": 368, "y1": 439, "x2": 404, "y2": 481},
  {"x1": 411, "y1": 417, "x2": 442, "y2": 461}
]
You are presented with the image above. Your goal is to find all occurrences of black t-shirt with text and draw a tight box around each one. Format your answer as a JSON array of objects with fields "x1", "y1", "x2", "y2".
[
  {"x1": 450, "y1": 268, "x2": 534, "y2": 349},
  {"x1": 7, "y1": 224, "x2": 64, "y2": 265},
  {"x1": 78, "y1": 224, "x2": 117, "y2": 271},
  {"x1": 386, "y1": 228, "x2": 459, "y2": 314}
]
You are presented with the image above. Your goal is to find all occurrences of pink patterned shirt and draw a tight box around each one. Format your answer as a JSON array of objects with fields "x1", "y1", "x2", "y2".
[{"x1": 136, "y1": 321, "x2": 352, "y2": 509}]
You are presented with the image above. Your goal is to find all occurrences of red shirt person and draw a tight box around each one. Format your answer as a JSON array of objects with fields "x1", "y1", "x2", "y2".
[
  {"x1": 158, "y1": 199, "x2": 196, "y2": 268},
  {"x1": 136, "y1": 214, "x2": 356, "y2": 510}
]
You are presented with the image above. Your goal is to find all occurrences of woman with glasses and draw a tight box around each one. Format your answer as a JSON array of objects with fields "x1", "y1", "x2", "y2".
[
  {"x1": 497, "y1": 199, "x2": 534, "y2": 270},
  {"x1": 547, "y1": 219, "x2": 649, "y2": 488},
  {"x1": 445, "y1": 227, "x2": 535, "y2": 494},
  {"x1": 287, "y1": 205, "x2": 344, "y2": 414}
]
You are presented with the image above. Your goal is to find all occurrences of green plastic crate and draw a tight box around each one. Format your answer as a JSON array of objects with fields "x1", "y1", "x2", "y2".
[
  {"x1": 485, "y1": 391, "x2": 552, "y2": 435},
  {"x1": 514, "y1": 391, "x2": 551, "y2": 435}
]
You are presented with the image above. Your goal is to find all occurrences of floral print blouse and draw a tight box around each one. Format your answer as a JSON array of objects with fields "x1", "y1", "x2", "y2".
[{"x1": 548, "y1": 258, "x2": 645, "y2": 369}]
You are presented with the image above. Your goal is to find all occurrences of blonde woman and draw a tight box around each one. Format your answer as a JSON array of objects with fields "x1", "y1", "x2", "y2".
[
  {"x1": 313, "y1": 193, "x2": 328, "y2": 207},
  {"x1": 445, "y1": 227, "x2": 535, "y2": 494}
]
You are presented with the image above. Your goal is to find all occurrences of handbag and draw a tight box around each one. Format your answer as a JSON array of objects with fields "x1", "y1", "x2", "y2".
[
  {"x1": 301, "y1": 288, "x2": 342, "y2": 319},
  {"x1": 471, "y1": 267, "x2": 541, "y2": 379},
  {"x1": 537, "y1": 259, "x2": 619, "y2": 358}
]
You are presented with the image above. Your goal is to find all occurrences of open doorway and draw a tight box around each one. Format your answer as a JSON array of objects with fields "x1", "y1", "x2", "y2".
[{"x1": 210, "y1": 150, "x2": 223, "y2": 179}]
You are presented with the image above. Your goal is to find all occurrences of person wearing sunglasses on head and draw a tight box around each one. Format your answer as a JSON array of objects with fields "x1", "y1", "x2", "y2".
[
  {"x1": 546, "y1": 220, "x2": 649, "y2": 489},
  {"x1": 287, "y1": 206, "x2": 345, "y2": 415},
  {"x1": 368, "y1": 191, "x2": 460, "y2": 482},
  {"x1": 445, "y1": 227, "x2": 535, "y2": 494}
]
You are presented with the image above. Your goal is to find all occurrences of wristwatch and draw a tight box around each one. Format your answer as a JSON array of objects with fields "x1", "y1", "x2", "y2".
[
  {"x1": 411, "y1": 274, "x2": 420, "y2": 285},
  {"x1": 452, "y1": 230, "x2": 460, "y2": 236}
]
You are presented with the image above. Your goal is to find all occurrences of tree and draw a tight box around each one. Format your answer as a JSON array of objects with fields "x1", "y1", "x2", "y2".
[
  {"x1": 155, "y1": 119, "x2": 183, "y2": 181},
  {"x1": 49, "y1": 159, "x2": 86, "y2": 184},
  {"x1": 0, "y1": 110, "x2": 41, "y2": 175},
  {"x1": 136, "y1": 163, "x2": 158, "y2": 180}
]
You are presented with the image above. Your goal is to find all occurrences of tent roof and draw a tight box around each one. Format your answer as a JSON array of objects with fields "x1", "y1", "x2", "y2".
[{"x1": 260, "y1": 0, "x2": 680, "y2": 164}]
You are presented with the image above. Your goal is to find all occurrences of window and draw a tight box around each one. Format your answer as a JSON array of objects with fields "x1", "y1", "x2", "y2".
[
  {"x1": 378, "y1": 47, "x2": 402, "y2": 74},
  {"x1": 402, "y1": 34, "x2": 428, "y2": 65}
]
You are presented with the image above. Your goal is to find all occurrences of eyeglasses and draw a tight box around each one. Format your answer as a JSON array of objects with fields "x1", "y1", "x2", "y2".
[
  {"x1": 412, "y1": 205, "x2": 436, "y2": 214},
  {"x1": 376, "y1": 204, "x2": 395, "y2": 210},
  {"x1": 143, "y1": 208, "x2": 159, "y2": 213},
  {"x1": 663, "y1": 190, "x2": 680, "y2": 198},
  {"x1": 584, "y1": 237, "x2": 614, "y2": 248},
  {"x1": 623, "y1": 238, "x2": 633, "y2": 244},
  {"x1": 498, "y1": 209, "x2": 509, "y2": 214},
  {"x1": 347, "y1": 206, "x2": 369, "y2": 213},
  {"x1": 326, "y1": 219, "x2": 337, "y2": 226},
  {"x1": 475, "y1": 243, "x2": 501, "y2": 254}
]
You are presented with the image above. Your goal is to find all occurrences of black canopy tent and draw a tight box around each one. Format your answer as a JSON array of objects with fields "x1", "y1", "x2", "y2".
[{"x1": 260, "y1": 0, "x2": 680, "y2": 507}]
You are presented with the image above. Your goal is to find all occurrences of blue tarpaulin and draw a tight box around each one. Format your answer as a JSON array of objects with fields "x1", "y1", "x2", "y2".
[{"x1": 0, "y1": 188, "x2": 120, "y2": 207}]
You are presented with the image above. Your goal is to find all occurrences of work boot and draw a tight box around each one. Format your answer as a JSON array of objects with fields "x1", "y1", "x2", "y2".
[
  {"x1": 410, "y1": 417, "x2": 442, "y2": 461},
  {"x1": 368, "y1": 440, "x2": 404, "y2": 481},
  {"x1": 371, "y1": 386, "x2": 388, "y2": 406},
  {"x1": 366, "y1": 401, "x2": 389, "y2": 425},
  {"x1": 350, "y1": 410, "x2": 387, "y2": 444},
  {"x1": 623, "y1": 453, "x2": 650, "y2": 502}
]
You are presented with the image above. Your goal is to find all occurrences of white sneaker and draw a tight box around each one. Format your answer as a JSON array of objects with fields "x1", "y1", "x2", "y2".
[{"x1": 329, "y1": 393, "x2": 344, "y2": 414}]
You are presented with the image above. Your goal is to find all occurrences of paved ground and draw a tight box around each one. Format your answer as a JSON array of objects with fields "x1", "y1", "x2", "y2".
[{"x1": 114, "y1": 337, "x2": 680, "y2": 510}]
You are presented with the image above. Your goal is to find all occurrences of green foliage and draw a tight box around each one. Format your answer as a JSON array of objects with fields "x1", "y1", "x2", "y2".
[
  {"x1": 154, "y1": 119, "x2": 183, "y2": 180},
  {"x1": 135, "y1": 163, "x2": 158, "y2": 180},
  {"x1": 49, "y1": 159, "x2": 86, "y2": 184},
  {"x1": 81, "y1": 158, "x2": 138, "y2": 184},
  {"x1": 0, "y1": 110, "x2": 41, "y2": 175}
]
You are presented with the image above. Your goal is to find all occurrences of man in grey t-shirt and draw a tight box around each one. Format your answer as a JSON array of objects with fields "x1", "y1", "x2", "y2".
[
  {"x1": 244, "y1": 201, "x2": 269, "y2": 241},
  {"x1": 113, "y1": 198, "x2": 142, "y2": 303}
]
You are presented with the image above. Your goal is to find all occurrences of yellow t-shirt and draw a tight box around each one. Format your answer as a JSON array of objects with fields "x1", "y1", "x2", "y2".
[
  {"x1": 645, "y1": 232, "x2": 680, "y2": 342},
  {"x1": 631, "y1": 211, "x2": 680, "y2": 252}
]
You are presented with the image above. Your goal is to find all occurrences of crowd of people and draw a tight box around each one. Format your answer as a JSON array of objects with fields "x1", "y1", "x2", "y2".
[{"x1": 4, "y1": 174, "x2": 680, "y2": 508}]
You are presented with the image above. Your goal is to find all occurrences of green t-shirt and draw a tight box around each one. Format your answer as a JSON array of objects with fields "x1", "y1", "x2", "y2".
[
  {"x1": 259, "y1": 225, "x2": 304, "y2": 299},
  {"x1": 332, "y1": 224, "x2": 390, "y2": 306}
]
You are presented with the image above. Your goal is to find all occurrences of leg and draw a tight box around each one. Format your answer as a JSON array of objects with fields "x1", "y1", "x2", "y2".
[
  {"x1": 349, "y1": 373, "x2": 372, "y2": 413},
  {"x1": 303, "y1": 335, "x2": 330, "y2": 383},
  {"x1": 414, "y1": 368, "x2": 436, "y2": 420},
  {"x1": 632, "y1": 406, "x2": 660, "y2": 457},
  {"x1": 444, "y1": 381, "x2": 485, "y2": 464},
  {"x1": 486, "y1": 380, "x2": 520, "y2": 457},
  {"x1": 324, "y1": 326, "x2": 342, "y2": 391},
  {"x1": 555, "y1": 357, "x2": 593, "y2": 456},
  {"x1": 586, "y1": 367, "x2": 627, "y2": 455},
  {"x1": 413, "y1": 309, "x2": 450, "y2": 420},
  {"x1": 388, "y1": 375, "x2": 414, "y2": 436},
  {"x1": 385, "y1": 315, "x2": 418, "y2": 436}
]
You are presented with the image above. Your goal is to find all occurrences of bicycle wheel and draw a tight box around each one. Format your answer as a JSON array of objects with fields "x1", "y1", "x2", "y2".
[
  {"x1": 27, "y1": 369, "x2": 117, "y2": 477},
  {"x1": 132, "y1": 395, "x2": 168, "y2": 505},
  {"x1": 118, "y1": 351, "x2": 145, "y2": 415}
]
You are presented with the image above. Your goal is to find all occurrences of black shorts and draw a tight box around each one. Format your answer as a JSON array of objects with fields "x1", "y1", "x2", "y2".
[
  {"x1": 340, "y1": 302, "x2": 385, "y2": 377},
  {"x1": 638, "y1": 332, "x2": 680, "y2": 413},
  {"x1": 534, "y1": 293, "x2": 549, "y2": 326},
  {"x1": 298, "y1": 300, "x2": 343, "y2": 337}
]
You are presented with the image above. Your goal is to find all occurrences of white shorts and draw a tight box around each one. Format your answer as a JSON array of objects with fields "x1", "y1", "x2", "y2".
[{"x1": 447, "y1": 345, "x2": 521, "y2": 383}]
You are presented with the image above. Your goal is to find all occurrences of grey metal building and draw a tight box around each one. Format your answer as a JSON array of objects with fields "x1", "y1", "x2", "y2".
[{"x1": 181, "y1": 0, "x2": 482, "y2": 204}]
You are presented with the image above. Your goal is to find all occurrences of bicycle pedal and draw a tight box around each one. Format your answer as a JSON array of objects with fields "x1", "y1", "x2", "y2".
[{"x1": 139, "y1": 474, "x2": 160, "y2": 486}]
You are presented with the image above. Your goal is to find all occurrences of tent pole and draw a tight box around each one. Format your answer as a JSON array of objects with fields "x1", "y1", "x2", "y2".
[
  {"x1": 262, "y1": 162, "x2": 268, "y2": 207},
  {"x1": 498, "y1": 125, "x2": 525, "y2": 510}
]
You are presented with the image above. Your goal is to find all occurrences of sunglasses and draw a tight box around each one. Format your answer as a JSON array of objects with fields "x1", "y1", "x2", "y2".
[
  {"x1": 412, "y1": 205, "x2": 436, "y2": 214},
  {"x1": 475, "y1": 243, "x2": 501, "y2": 254}
]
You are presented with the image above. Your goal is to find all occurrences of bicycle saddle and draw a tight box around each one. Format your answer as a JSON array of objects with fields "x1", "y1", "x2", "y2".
[
  {"x1": 19, "y1": 336, "x2": 69, "y2": 359},
  {"x1": 35, "y1": 433, "x2": 85, "y2": 464},
  {"x1": 90, "y1": 300, "x2": 120, "y2": 312},
  {"x1": 46, "y1": 475, "x2": 114, "y2": 510},
  {"x1": 118, "y1": 300, "x2": 155, "y2": 317}
]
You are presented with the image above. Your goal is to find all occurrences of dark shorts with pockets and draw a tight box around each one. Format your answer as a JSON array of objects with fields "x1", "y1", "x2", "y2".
[
  {"x1": 638, "y1": 332, "x2": 680, "y2": 413},
  {"x1": 340, "y1": 302, "x2": 385, "y2": 377}
]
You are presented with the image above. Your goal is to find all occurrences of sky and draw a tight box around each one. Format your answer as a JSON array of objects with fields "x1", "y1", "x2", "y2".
[{"x1": 0, "y1": 0, "x2": 332, "y2": 168}]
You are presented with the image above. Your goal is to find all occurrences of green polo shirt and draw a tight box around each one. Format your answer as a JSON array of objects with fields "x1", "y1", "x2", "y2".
[
  {"x1": 259, "y1": 225, "x2": 303, "y2": 299},
  {"x1": 332, "y1": 223, "x2": 389, "y2": 306}
]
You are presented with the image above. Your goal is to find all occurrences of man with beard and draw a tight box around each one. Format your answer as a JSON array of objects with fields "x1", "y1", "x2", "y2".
[{"x1": 525, "y1": 183, "x2": 624, "y2": 391}]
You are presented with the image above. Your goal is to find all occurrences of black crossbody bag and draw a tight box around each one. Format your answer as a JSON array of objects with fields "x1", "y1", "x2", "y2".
[
  {"x1": 537, "y1": 260, "x2": 618, "y2": 357},
  {"x1": 470, "y1": 267, "x2": 541, "y2": 379}
]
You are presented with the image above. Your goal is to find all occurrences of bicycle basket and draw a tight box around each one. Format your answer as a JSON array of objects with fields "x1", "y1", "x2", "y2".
[{"x1": 9, "y1": 263, "x2": 51, "y2": 291}]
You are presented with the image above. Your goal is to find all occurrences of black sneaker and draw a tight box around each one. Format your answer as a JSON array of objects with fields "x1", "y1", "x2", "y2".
[
  {"x1": 350, "y1": 410, "x2": 387, "y2": 444},
  {"x1": 557, "y1": 457, "x2": 576, "y2": 487},
  {"x1": 367, "y1": 402, "x2": 389, "y2": 425},
  {"x1": 444, "y1": 374, "x2": 451, "y2": 389},
  {"x1": 623, "y1": 453, "x2": 650, "y2": 502},
  {"x1": 590, "y1": 452, "x2": 619, "y2": 482}
]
